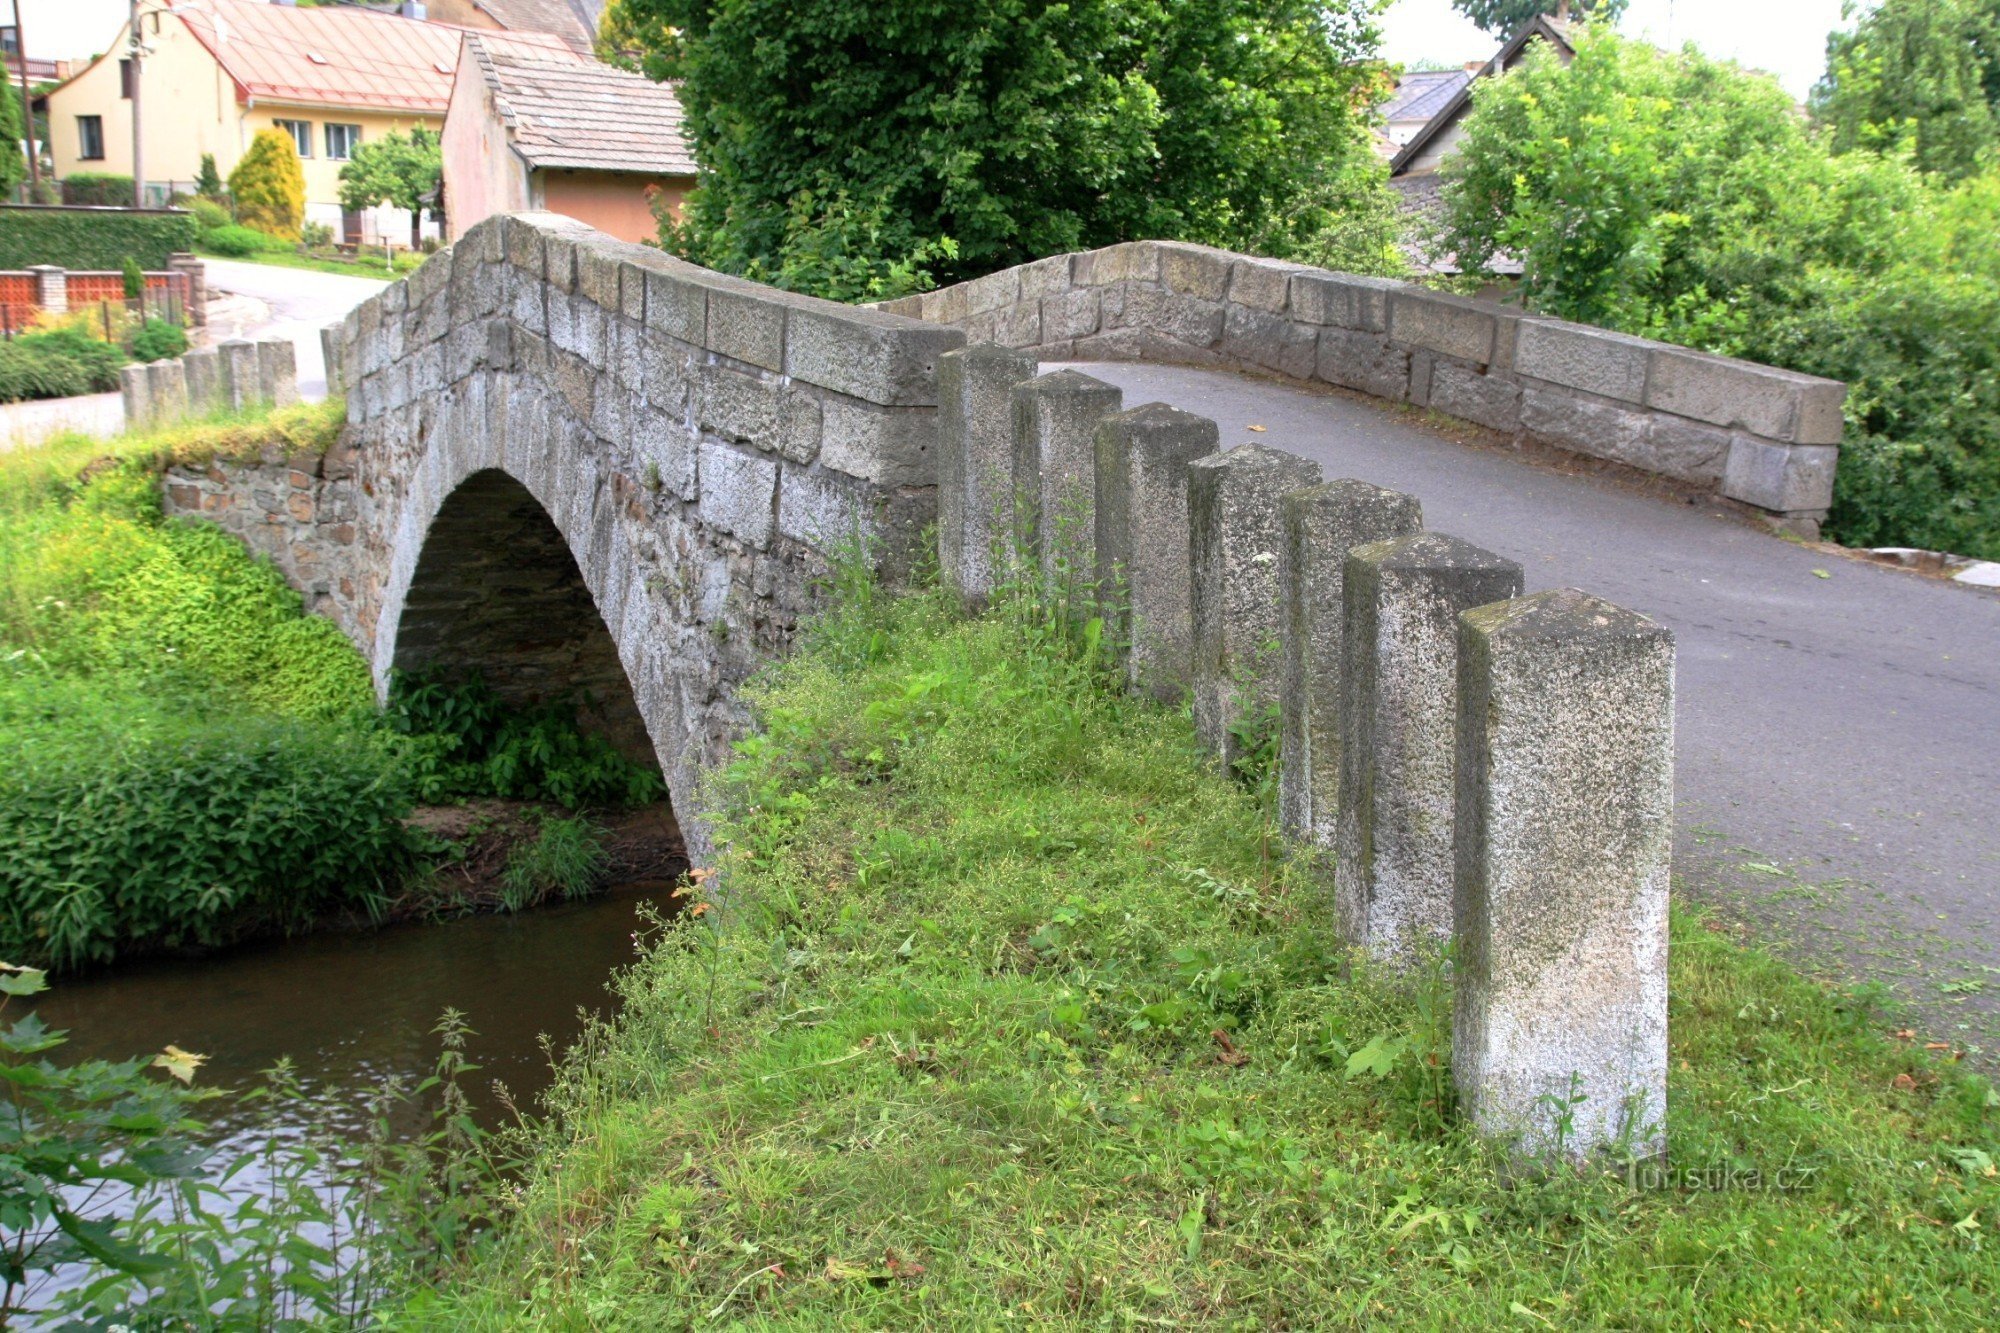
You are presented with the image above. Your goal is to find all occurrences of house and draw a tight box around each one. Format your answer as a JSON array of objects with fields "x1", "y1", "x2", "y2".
[
  {"x1": 42, "y1": 0, "x2": 563, "y2": 243},
  {"x1": 1389, "y1": 15, "x2": 1576, "y2": 180},
  {"x1": 423, "y1": 0, "x2": 603, "y2": 56},
  {"x1": 441, "y1": 33, "x2": 696, "y2": 245},
  {"x1": 1376, "y1": 67, "x2": 1473, "y2": 157}
]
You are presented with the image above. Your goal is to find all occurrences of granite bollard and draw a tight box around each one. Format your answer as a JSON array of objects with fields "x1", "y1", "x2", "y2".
[
  {"x1": 146, "y1": 358, "x2": 190, "y2": 428},
  {"x1": 1453, "y1": 588, "x2": 1674, "y2": 1161},
  {"x1": 183, "y1": 348, "x2": 224, "y2": 414},
  {"x1": 1336, "y1": 532, "x2": 1521, "y2": 960},
  {"x1": 1275, "y1": 480, "x2": 1422, "y2": 845},
  {"x1": 1188, "y1": 444, "x2": 1322, "y2": 761},
  {"x1": 119, "y1": 363, "x2": 152, "y2": 429},
  {"x1": 259, "y1": 339, "x2": 300, "y2": 408},
  {"x1": 938, "y1": 344, "x2": 1038, "y2": 605},
  {"x1": 1093, "y1": 403, "x2": 1218, "y2": 699},
  {"x1": 1011, "y1": 369, "x2": 1123, "y2": 592},
  {"x1": 219, "y1": 340, "x2": 261, "y2": 411}
]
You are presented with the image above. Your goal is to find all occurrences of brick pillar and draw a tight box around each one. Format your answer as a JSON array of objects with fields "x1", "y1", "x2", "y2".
[
  {"x1": 1276, "y1": 480, "x2": 1422, "y2": 845},
  {"x1": 1336, "y1": 532, "x2": 1520, "y2": 960},
  {"x1": 1453, "y1": 588, "x2": 1674, "y2": 1162},
  {"x1": 28, "y1": 264, "x2": 66, "y2": 314},
  {"x1": 937, "y1": 344, "x2": 1038, "y2": 607},
  {"x1": 1011, "y1": 369, "x2": 1122, "y2": 595},
  {"x1": 1187, "y1": 444, "x2": 1321, "y2": 763},
  {"x1": 169, "y1": 254, "x2": 207, "y2": 327},
  {"x1": 1093, "y1": 403, "x2": 1217, "y2": 701}
]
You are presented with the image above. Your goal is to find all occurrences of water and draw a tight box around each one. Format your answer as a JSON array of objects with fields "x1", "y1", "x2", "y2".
[{"x1": 29, "y1": 879, "x2": 685, "y2": 1139}]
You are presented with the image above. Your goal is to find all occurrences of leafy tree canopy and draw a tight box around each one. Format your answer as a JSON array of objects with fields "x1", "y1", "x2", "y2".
[
  {"x1": 338, "y1": 127, "x2": 441, "y2": 249},
  {"x1": 1450, "y1": 0, "x2": 1627, "y2": 37},
  {"x1": 1812, "y1": 0, "x2": 2000, "y2": 180},
  {"x1": 608, "y1": 0, "x2": 1395, "y2": 297},
  {"x1": 0, "y1": 86, "x2": 27, "y2": 198}
]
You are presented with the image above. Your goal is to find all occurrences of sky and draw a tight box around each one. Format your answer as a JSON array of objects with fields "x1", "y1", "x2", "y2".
[{"x1": 1378, "y1": 0, "x2": 1854, "y2": 100}]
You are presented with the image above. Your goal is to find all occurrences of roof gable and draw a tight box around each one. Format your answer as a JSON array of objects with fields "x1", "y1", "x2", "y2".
[
  {"x1": 1389, "y1": 15, "x2": 1576, "y2": 177},
  {"x1": 466, "y1": 34, "x2": 697, "y2": 177}
]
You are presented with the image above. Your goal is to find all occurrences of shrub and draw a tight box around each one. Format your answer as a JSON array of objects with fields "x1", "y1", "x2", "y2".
[
  {"x1": 0, "y1": 326, "x2": 126, "y2": 404},
  {"x1": 120, "y1": 255, "x2": 143, "y2": 299},
  {"x1": 228, "y1": 128, "x2": 306, "y2": 242},
  {"x1": 128, "y1": 316, "x2": 187, "y2": 363},
  {"x1": 201, "y1": 222, "x2": 283, "y2": 257},
  {"x1": 194, "y1": 152, "x2": 224, "y2": 200},
  {"x1": 0, "y1": 205, "x2": 198, "y2": 269},
  {"x1": 300, "y1": 219, "x2": 334, "y2": 248},
  {"x1": 58, "y1": 173, "x2": 134, "y2": 207},
  {"x1": 186, "y1": 195, "x2": 231, "y2": 235},
  {"x1": 499, "y1": 814, "x2": 609, "y2": 911}
]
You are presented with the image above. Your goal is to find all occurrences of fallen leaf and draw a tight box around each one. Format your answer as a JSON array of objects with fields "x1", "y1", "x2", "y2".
[
  {"x1": 1247, "y1": 424, "x2": 1266, "y2": 432},
  {"x1": 1895, "y1": 1029, "x2": 1916, "y2": 1040},
  {"x1": 1212, "y1": 1028, "x2": 1249, "y2": 1067},
  {"x1": 153, "y1": 1045, "x2": 208, "y2": 1085},
  {"x1": 1892, "y1": 1073, "x2": 1918, "y2": 1091},
  {"x1": 885, "y1": 1249, "x2": 926, "y2": 1279},
  {"x1": 1811, "y1": 569, "x2": 1832, "y2": 579}
]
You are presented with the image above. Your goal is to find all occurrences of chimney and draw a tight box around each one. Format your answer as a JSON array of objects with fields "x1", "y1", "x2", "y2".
[{"x1": 402, "y1": 1, "x2": 429, "y2": 17}]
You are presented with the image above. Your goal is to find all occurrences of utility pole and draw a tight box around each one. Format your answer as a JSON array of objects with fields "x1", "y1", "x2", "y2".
[
  {"x1": 10, "y1": 0, "x2": 37, "y2": 194},
  {"x1": 128, "y1": 0, "x2": 143, "y2": 206}
]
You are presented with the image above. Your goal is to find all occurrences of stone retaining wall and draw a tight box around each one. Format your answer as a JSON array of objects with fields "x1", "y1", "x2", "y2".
[
  {"x1": 122, "y1": 337, "x2": 299, "y2": 430},
  {"x1": 884, "y1": 241, "x2": 1846, "y2": 536},
  {"x1": 937, "y1": 348, "x2": 1674, "y2": 1161}
]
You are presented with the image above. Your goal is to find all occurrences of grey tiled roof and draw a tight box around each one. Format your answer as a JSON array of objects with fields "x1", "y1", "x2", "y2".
[
  {"x1": 472, "y1": 37, "x2": 698, "y2": 177},
  {"x1": 1383, "y1": 70, "x2": 1472, "y2": 124},
  {"x1": 476, "y1": 0, "x2": 598, "y2": 53}
]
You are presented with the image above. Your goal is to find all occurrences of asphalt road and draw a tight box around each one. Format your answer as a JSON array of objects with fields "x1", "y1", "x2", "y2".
[
  {"x1": 1077, "y1": 361, "x2": 2000, "y2": 1043},
  {"x1": 201, "y1": 258, "x2": 389, "y2": 399}
]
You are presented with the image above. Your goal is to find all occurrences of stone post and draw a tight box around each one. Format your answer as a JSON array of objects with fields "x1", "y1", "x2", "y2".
[
  {"x1": 219, "y1": 340, "x2": 260, "y2": 410},
  {"x1": 119, "y1": 363, "x2": 151, "y2": 429},
  {"x1": 1187, "y1": 444, "x2": 1321, "y2": 762},
  {"x1": 145, "y1": 358, "x2": 190, "y2": 428},
  {"x1": 168, "y1": 253, "x2": 206, "y2": 327},
  {"x1": 320, "y1": 324, "x2": 346, "y2": 396},
  {"x1": 182, "y1": 348, "x2": 222, "y2": 415},
  {"x1": 1011, "y1": 369, "x2": 1122, "y2": 595},
  {"x1": 1276, "y1": 480, "x2": 1422, "y2": 845},
  {"x1": 1336, "y1": 532, "x2": 1520, "y2": 961},
  {"x1": 937, "y1": 344, "x2": 1038, "y2": 606},
  {"x1": 1093, "y1": 403, "x2": 1218, "y2": 700},
  {"x1": 27, "y1": 264, "x2": 66, "y2": 315},
  {"x1": 1453, "y1": 588, "x2": 1674, "y2": 1162},
  {"x1": 258, "y1": 339, "x2": 300, "y2": 408}
]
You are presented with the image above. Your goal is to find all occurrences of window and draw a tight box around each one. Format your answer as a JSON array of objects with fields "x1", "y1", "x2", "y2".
[
  {"x1": 1, "y1": 27, "x2": 19, "y2": 58},
  {"x1": 77, "y1": 115, "x2": 103, "y2": 161},
  {"x1": 275, "y1": 118, "x2": 312, "y2": 158},
  {"x1": 120, "y1": 59, "x2": 133, "y2": 99},
  {"x1": 325, "y1": 123, "x2": 360, "y2": 161}
]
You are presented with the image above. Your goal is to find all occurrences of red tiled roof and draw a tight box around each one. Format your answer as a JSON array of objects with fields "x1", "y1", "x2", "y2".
[{"x1": 172, "y1": 0, "x2": 565, "y2": 115}]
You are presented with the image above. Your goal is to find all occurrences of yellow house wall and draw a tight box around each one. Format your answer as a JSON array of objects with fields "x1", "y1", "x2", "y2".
[{"x1": 47, "y1": 15, "x2": 440, "y2": 224}]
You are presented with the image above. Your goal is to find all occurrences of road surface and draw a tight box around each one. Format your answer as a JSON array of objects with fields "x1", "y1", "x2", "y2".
[{"x1": 1077, "y1": 361, "x2": 2000, "y2": 1046}]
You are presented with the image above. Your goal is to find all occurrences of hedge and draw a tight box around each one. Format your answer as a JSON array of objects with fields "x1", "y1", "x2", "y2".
[
  {"x1": 0, "y1": 205, "x2": 198, "y2": 270},
  {"x1": 59, "y1": 174, "x2": 135, "y2": 207}
]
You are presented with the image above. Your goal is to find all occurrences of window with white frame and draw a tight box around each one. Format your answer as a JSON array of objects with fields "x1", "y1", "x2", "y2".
[
  {"x1": 275, "y1": 119, "x2": 312, "y2": 158},
  {"x1": 325, "y1": 123, "x2": 360, "y2": 161}
]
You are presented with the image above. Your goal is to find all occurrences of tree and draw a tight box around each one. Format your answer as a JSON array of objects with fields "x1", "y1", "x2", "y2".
[
  {"x1": 1451, "y1": 0, "x2": 1627, "y2": 37},
  {"x1": 608, "y1": 0, "x2": 1394, "y2": 294},
  {"x1": 337, "y1": 128, "x2": 441, "y2": 250},
  {"x1": 194, "y1": 153, "x2": 223, "y2": 201},
  {"x1": 228, "y1": 128, "x2": 306, "y2": 241},
  {"x1": 0, "y1": 82, "x2": 26, "y2": 199},
  {"x1": 1812, "y1": 0, "x2": 2000, "y2": 180}
]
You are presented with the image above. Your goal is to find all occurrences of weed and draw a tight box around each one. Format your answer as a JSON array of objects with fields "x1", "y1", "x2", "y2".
[{"x1": 498, "y1": 814, "x2": 610, "y2": 911}]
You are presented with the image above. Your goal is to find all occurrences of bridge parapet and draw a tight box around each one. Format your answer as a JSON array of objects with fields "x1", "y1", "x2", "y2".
[{"x1": 886, "y1": 241, "x2": 1846, "y2": 537}]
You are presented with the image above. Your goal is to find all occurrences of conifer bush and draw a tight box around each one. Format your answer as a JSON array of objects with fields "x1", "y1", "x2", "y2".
[{"x1": 228, "y1": 128, "x2": 307, "y2": 242}]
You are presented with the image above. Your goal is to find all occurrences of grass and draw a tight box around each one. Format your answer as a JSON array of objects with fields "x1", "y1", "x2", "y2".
[
  {"x1": 199, "y1": 245, "x2": 424, "y2": 281},
  {"x1": 412, "y1": 579, "x2": 2000, "y2": 1327}
]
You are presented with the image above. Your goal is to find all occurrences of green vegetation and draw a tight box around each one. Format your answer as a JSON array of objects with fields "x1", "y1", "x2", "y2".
[
  {"x1": 1813, "y1": 0, "x2": 2000, "y2": 182},
  {"x1": 0, "y1": 325, "x2": 126, "y2": 403},
  {"x1": 56, "y1": 173, "x2": 134, "y2": 207},
  {"x1": 229, "y1": 128, "x2": 307, "y2": 243},
  {"x1": 500, "y1": 813, "x2": 611, "y2": 912},
  {"x1": 197, "y1": 241, "x2": 424, "y2": 280},
  {"x1": 338, "y1": 127, "x2": 442, "y2": 252},
  {"x1": 1451, "y1": 0, "x2": 1626, "y2": 34},
  {"x1": 0, "y1": 403, "x2": 661, "y2": 969},
  {"x1": 1436, "y1": 27, "x2": 2000, "y2": 558},
  {"x1": 128, "y1": 316, "x2": 188, "y2": 363},
  {"x1": 418, "y1": 573, "x2": 1998, "y2": 1326},
  {"x1": 197, "y1": 222, "x2": 291, "y2": 258},
  {"x1": 617, "y1": 0, "x2": 1400, "y2": 297},
  {"x1": 0, "y1": 203, "x2": 197, "y2": 270}
]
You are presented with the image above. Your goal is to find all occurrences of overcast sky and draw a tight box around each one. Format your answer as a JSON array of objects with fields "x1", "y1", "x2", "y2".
[{"x1": 1378, "y1": 0, "x2": 1854, "y2": 99}]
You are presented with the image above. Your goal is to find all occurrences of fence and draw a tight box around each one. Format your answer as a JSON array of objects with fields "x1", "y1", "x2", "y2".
[{"x1": 0, "y1": 258, "x2": 205, "y2": 337}]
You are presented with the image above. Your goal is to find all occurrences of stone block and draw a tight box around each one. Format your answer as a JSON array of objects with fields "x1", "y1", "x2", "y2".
[
  {"x1": 258, "y1": 340, "x2": 300, "y2": 407},
  {"x1": 998, "y1": 301, "x2": 1042, "y2": 348},
  {"x1": 785, "y1": 303, "x2": 965, "y2": 406},
  {"x1": 1640, "y1": 414, "x2": 1734, "y2": 485},
  {"x1": 1275, "y1": 481, "x2": 1423, "y2": 846},
  {"x1": 1454, "y1": 589, "x2": 1674, "y2": 1162},
  {"x1": 643, "y1": 261, "x2": 708, "y2": 345},
  {"x1": 962, "y1": 269, "x2": 1020, "y2": 316},
  {"x1": 778, "y1": 387, "x2": 824, "y2": 465},
  {"x1": 1646, "y1": 346, "x2": 1847, "y2": 445},
  {"x1": 1336, "y1": 533, "x2": 1521, "y2": 961},
  {"x1": 1521, "y1": 386, "x2": 1651, "y2": 469},
  {"x1": 1721, "y1": 437, "x2": 1839, "y2": 514},
  {"x1": 634, "y1": 409, "x2": 698, "y2": 500},
  {"x1": 697, "y1": 364, "x2": 782, "y2": 446},
  {"x1": 1226, "y1": 257, "x2": 1304, "y2": 313},
  {"x1": 938, "y1": 345, "x2": 1039, "y2": 604},
  {"x1": 501, "y1": 213, "x2": 550, "y2": 276},
  {"x1": 1388, "y1": 289, "x2": 1499, "y2": 365},
  {"x1": 1188, "y1": 444, "x2": 1322, "y2": 761},
  {"x1": 1289, "y1": 271, "x2": 1399, "y2": 333},
  {"x1": 1515, "y1": 319, "x2": 1652, "y2": 404},
  {"x1": 1093, "y1": 403, "x2": 1218, "y2": 700},
  {"x1": 707, "y1": 278, "x2": 788, "y2": 370},
  {"x1": 119, "y1": 363, "x2": 151, "y2": 428},
  {"x1": 219, "y1": 340, "x2": 261, "y2": 410},
  {"x1": 1012, "y1": 369, "x2": 1123, "y2": 591},
  {"x1": 146, "y1": 358, "x2": 189, "y2": 426},
  {"x1": 316, "y1": 327, "x2": 343, "y2": 396},
  {"x1": 641, "y1": 338, "x2": 695, "y2": 415},
  {"x1": 697, "y1": 439, "x2": 778, "y2": 549},
  {"x1": 1018, "y1": 255, "x2": 1073, "y2": 301},
  {"x1": 1428, "y1": 363, "x2": 1521, "y2": 433},
  {"x1": 1315, "y1": 327, "x2": 1411, "y2": 401},
  {"x1": 920, "y1": 282, "x2": 971, "y2": 325},
  {"x1": 1072, "y1": 328, "x2": 1146, "y2": 361},
  {"x1": 1041, "y1": 288, "x2": 1101, "y2": 341},
  {"x1": 1222, "y1": 305, "x2": 1317, "y2": 380},
  {"x1": 1156, "y1": 241, "x2": 1232, "y2": 302},
  {"x1": 819, "y1": 396, "x2": 939, "y2": 487},
  {"x1": 617, "y1": 258, "x2": 649, "y2": 322},
  {"x1": 1078, "y1": 241, "x2": 1161, "y2": 287},
  {"x1": 777, "y1": 460, "x2": 873, "y2": 552},
  {"x1": 184, "y1": 348, "x2": 225, "y2": 414},
  {"x1": 575, "y1": 242, "x2": 624, "y2": 312}
]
